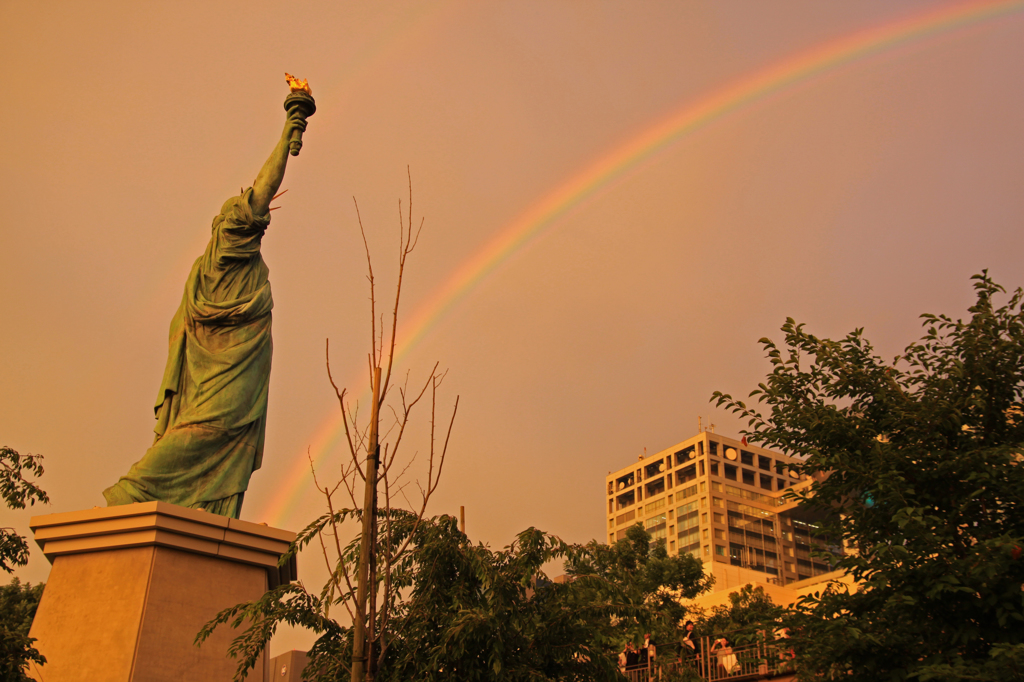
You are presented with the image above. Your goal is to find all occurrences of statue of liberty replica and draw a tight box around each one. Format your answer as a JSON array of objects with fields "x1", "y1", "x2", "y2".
[{"x1": 104, "y1": 75, "x2": 315, "y2": 519}]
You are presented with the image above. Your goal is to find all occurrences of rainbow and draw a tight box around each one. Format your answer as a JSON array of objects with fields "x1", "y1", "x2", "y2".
[{"x1": 257, "y1": 0, "x2": 1024, "y2": 527}]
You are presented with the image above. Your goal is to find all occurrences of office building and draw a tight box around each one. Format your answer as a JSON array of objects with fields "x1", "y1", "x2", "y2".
[{"x1": 605, "y1": 431, "x2": 841, "y2": 589}]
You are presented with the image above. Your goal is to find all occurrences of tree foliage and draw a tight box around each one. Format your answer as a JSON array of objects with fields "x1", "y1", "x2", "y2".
[
  {"x1": 0, "y1": 447, "x2": 48, "y2": 681},
  {"x1": 200, "y1": 518, "x2": 710, "y2": 681},
  {"x1": 713, "y1": 272, "x2": 1024, "y2": 682},
  {"x1": 692, "y1": 584, "x2": 783, "y2": 646},
  {"x1": 0, "y1": 578, "x2": 45, "y2": 682},
  {"x1": 1, "y1": 447, "x2": 49, "y2": 574},
  {"x1": 566, "y1": 524, "x2": 712, "y2": 654}
]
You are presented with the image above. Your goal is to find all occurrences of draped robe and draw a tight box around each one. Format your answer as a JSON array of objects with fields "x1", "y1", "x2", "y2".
[{"x1": 103, "y1": 189, "x2": 273, "y2": 518}]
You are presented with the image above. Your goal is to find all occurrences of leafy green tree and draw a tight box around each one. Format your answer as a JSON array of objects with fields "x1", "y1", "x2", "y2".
[
  {"x1": 694, "y1": 584, "x2": 783, "y2": 645},
  {"x1": 201, "y1": 517, "x2": 711, "y2": 681},
  {"x1": 0, "y1": 447, "x2": 48, "y2": 681},
  {"x1": 0, "y1": 579, "x2": 45, "y2": 682},
  {"x1": 713, "y1": 272, "x2": 1024, "y2": 682},
  {"x1": 381, "y1": 518, "x2": 622, "y2": 681},
  {"x1": 565, "y1": 523, "x2": 712, "y2": 657},
  {"x1": 1, "y1": 447, "x2": 49, "y2": 573}
]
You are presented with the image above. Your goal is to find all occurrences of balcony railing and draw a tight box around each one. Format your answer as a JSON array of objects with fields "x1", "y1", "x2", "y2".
[{"x1": 619, "y1": 638, "x2": 795, "y2": 682}]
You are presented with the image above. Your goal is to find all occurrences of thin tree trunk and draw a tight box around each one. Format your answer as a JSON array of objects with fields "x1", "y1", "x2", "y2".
[{"x1": 351, "y1": 366, "x2": 381, "y2": 682}]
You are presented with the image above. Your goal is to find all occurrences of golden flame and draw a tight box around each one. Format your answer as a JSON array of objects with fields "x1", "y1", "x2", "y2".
[{"x1": 285, "y1": 73, "x2": 312, "y2": 95}]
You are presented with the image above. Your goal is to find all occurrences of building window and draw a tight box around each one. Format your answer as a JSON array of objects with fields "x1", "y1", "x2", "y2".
[
  {"x1": 644, "y1": 459, "x2": 666, "y2": 479},
  {"x1": 724, "y1": 464, "x2": 737, "y2": 481},
  {"x1": 760, "y1": 474, "x2": 773, "y2": 491},
  {"x1": 699, "y1": 459, "x2": 705, "y2": 476},
  {"x1": 714, "y1": 528, "x2": 724, "y2": 540},
  {"x1": 709, "y1": 461, "x2": 719, "y2": 476},
  {"x1": 675, "y1": 446, "x2": 695, "y2": 466},
  {"x1": 645, "y1": 477, "x2": 666, "y2": 497},
  {"x1": 723, "y1": 484, "x2": 778, "y2": 507},
  {"x1": 715, "y1": 545, "x2": 726, "y2": 556},
  {"x1": 742, "y1": 469, "x2": 755, "y2": 486},
  {"x1": 758, "y1": 455, "x2": 772, "y2": 471},
  {"x1": 676, "y1": 464, "x2": 697, "y2": 486},
  {"x1": 645, "y1": 513, "x2": 668, "y2": 545},
  {"x1": 704, "y1": 545, "x2": 710, "y2": 557},
  {"x1": 740, "y1": 450, "x2": 754, "y2": 466},
  {"x1": 644, "y1": 498, "x2": 665, "y2": 514},
  {"x1": 699, "y1": 481, "x2": 706, "y2": 493},
  {"x1": 713, "y1": 513, "x2": 724, "y2": 524},
  {"x1": 778, "y1": 478, "x2": 788, "y2": 490},
  {"x1": 709, "y1": 441, "x2": 718, "y2": 456},
  {"x1": 712, "y1": 497, "x2": 724, "y2": 508},
  {"x1": 701, "y1": 512, "x2": 708, "y2": 525}
]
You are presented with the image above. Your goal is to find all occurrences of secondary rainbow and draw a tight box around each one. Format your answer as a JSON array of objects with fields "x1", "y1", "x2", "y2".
[{"x1": 259, "y1": 0, "x2": 1024, "y2": 527}]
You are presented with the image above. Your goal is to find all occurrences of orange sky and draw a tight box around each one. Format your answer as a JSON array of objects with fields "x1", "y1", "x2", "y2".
[{"x1": 3, "y1": 0, "x2": 1024, "y2": 655}]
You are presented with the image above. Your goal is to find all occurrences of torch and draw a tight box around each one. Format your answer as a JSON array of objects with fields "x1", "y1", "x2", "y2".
[{"x1": 284, "y1": 73, "x2": 316, "y2": 156}]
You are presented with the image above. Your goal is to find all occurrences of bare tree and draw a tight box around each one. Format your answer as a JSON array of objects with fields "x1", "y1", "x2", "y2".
[
  {"x1": 198, "y1": 171, "x2": 457, "y2": 682},
  {"x1": 326, "y1": 170, "x2": 457, "y2": 682}
]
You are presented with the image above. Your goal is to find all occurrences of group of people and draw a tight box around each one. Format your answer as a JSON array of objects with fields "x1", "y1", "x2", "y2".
[
  {"x1": 617, "y1": 621, "x2": 738, "y2": 678},
  {"x1": 617, "y1": 634, "x2": 657, "y2": 673},
  {"x1": 684, "y1": 621, "x2": 794, "y2": 677},
  {"x1": 616, "y1": 622, "x2": 794, "y2": 678},
  {"x1": 681, "y1": 621, "x2": 737, "y2": 675}
]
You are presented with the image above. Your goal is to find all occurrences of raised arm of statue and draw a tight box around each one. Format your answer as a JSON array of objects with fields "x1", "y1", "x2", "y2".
[{"x1": 249, "y1": 108, "x2": 308, "y2": 216}]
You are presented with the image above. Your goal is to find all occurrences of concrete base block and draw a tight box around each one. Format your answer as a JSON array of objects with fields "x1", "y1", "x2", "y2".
[{"x1": 26, "y1": 503, "x2": 297, "y2": 682}]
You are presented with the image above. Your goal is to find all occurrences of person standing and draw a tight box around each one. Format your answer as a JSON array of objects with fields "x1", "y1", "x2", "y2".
[
  {"x1": 625, "y1": 641, "x2": 640, "y2": 671},
  {"x1": 681, "y1": 620, "x2": 701, "y2": 668},
  {"x1": 642, "y1": 633, "x2": 657, "y2": 669},
  {"x1": 712, "y1": 636, "x2": 738, "y2": 675}
]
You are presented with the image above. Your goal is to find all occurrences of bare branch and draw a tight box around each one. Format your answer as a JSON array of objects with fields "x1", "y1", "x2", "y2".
[
  {"x1": 379, "y1": 168, "x2": 423, "y2": 412},
  {"x1": 308, "y1": 450, "x2": 357, "y2": 622},
  {"x1": 327, "y1": 339, "x2": 365, "y2": 482},
  {"x1": 354, "y1": 197, "x2": 378, "y2": 369}
]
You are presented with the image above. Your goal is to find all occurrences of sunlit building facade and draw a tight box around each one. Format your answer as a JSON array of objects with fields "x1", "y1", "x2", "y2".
[{"x1": 605, "y1": 432, "x2": 839, "y2": 586}]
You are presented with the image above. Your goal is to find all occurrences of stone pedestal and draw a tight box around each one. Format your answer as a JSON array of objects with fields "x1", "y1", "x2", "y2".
[{"x1": 26, "y1": 502, "x2": 297, "y2": 682}]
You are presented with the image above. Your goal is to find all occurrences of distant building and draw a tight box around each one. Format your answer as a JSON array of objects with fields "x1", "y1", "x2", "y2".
[
  {"x1": 269, "y1": 650, "x2": 310, "y2": 682},
  {"x1": 605, "y1": 431, "x2": 842, "y2": 590}
]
